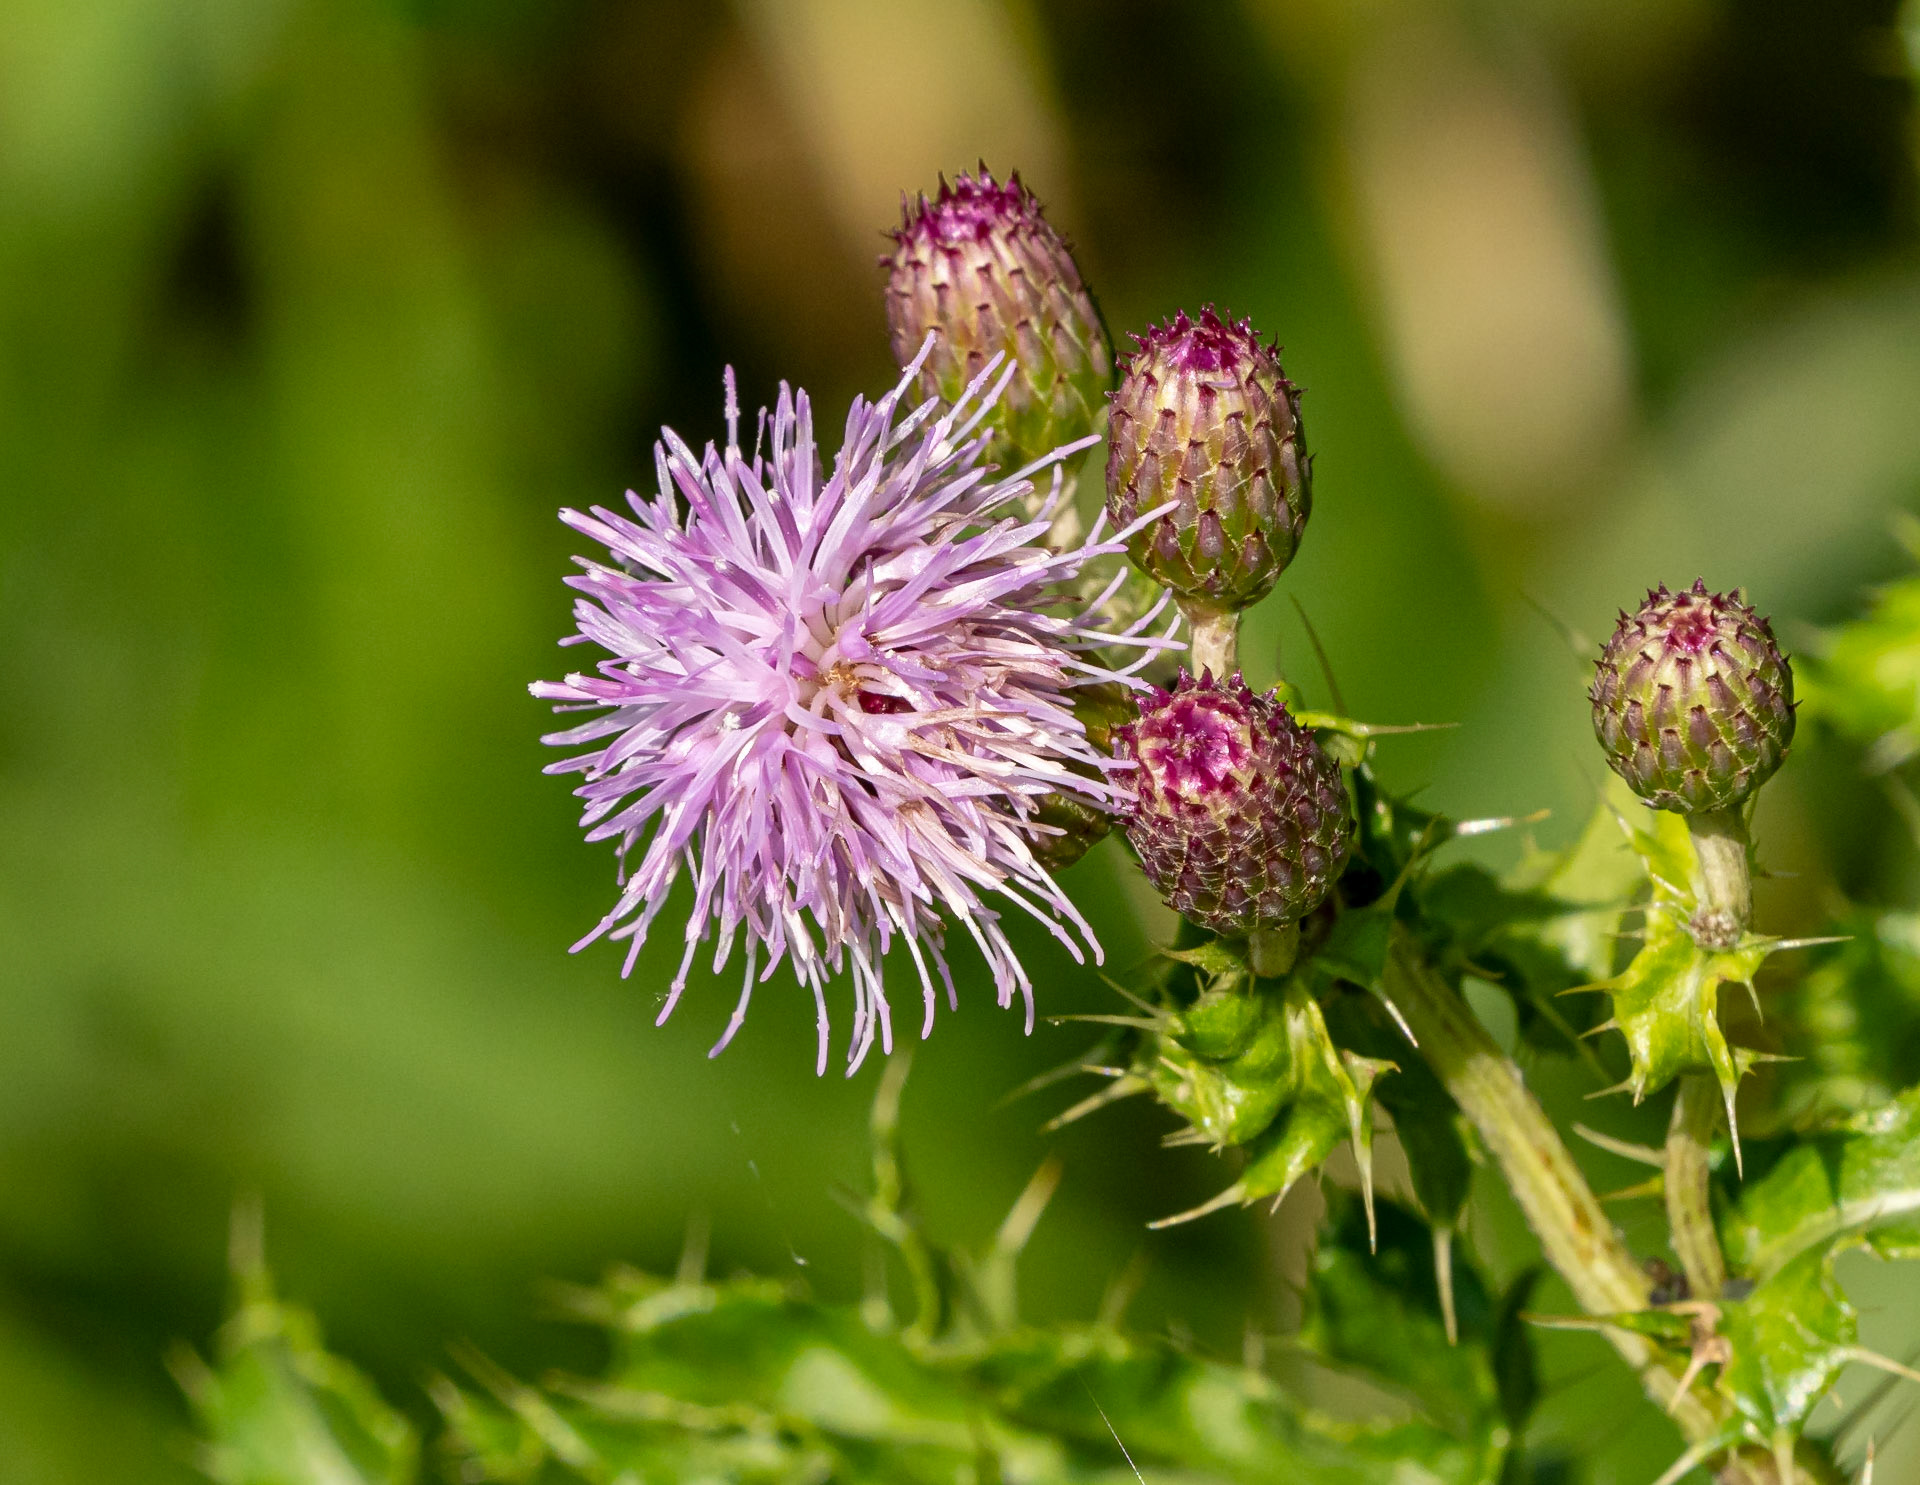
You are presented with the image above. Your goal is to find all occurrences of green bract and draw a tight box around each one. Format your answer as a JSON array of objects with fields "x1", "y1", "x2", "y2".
[
  {"x1": 1105, "y1": 307, "x2": 1310, "y2": 616},
  {"x1": 1590, "y1": 580, "x2": 1796, "y2": 815}
]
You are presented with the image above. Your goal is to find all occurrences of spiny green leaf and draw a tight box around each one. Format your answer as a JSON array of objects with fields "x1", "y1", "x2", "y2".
[
  {"x1": 439, "y1": 1272, "x2": 1507, "y2": 1484},
  {"x1": 1301, "y1": 1196, "x2": 1528, "y2": 1457},
  {"x1": 1151, "y1": 984, "x2": 1390, "y2": 1232},
  {"x1": 1719, "y1": 1083, "x2": 1920, "y2": 1282},
  {"x1": 1775, "y1": 909, "x2": 1920, "y2": 1122},
  {"x1": 173, "y1": 1222, "x2": 418, "y2": 1485},
  {"x1": 1799, "y1": 536, "x2": 1920, "y2": 767},
  {"x1": 1323, "y1": 991, "x2": 1472, "y2": 1229},
  {"x1": 1715, "y1": 1246, "x2": 1857, "y2": 1444},
  {"x1": 1605, "y1": 911, "x2": 1765, "y2": 1107}
]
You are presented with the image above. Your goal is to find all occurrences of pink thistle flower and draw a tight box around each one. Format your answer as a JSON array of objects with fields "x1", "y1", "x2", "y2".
[{"x1": 533, "y1": 350, "x2": 1173, "y2": 1074}]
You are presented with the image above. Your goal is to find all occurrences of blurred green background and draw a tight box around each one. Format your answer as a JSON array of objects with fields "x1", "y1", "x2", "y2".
[{"x1": 4, "y1": 0, "x2": 1920, "y2": 1480}]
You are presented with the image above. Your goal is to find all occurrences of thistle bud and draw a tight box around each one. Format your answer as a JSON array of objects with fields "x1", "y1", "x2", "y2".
[
  {"x1": 1590, "y1": 580, "x2": 1796, "y2": 815},
  {"x1": 1105, "y1": 308, "x2": 1310, "y2": 615},
  {"x1": 883, "y1": 168, "x2": 1112, "y2": 480},
  {"x1": 1114, "y1": 673, "x2": 1350, "y2": 936}
]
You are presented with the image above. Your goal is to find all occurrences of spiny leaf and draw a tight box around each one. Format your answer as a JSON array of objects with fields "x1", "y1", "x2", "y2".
[
  {"x1": 1719, "y1": 1083, "x2": 1920, "y2": 1282},
  {"x1": 172, "y1": 1212, "x2": 419, "y2": 1485},
  {"x1": 438, "y1": 1269, "x2": 1508, "y2": 1484},
  {"x1": 1301, "y1": 1195, "x2": 1531, "y2": 1457}
]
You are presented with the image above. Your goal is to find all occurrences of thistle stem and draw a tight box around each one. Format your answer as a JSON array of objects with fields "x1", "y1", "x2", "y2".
[
  {"x1": 1184, "y1": 603, "x2": 1240, "y2": 680},
  {"x1": 1666, "y1": 1072, "x2": 1729, "y2": 1300},
  {"x1": 1383, "y1": 930, "x2": 1825, "y2": 1484},
  {"x1": 1687, "y1": 806, "x2": 1752, "y2": 948},
  {"x1": 1249, "y1": 922, "x2": 1300, "y2": 978}
]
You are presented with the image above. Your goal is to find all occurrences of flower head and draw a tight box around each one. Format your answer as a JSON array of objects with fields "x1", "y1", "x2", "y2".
[
  {"x1": 883, "y1": 167, "x2": 1112, "y2": 491},
  {"x1": 1106, "y1": 307, "x2": 1310, "y2": 616},
  {"x1": 1113, "y1": 671, "x2": 1351, "y2": 936},
  {"x1": 534, "y1": 353, "x2": 1171, "y2": 1073},
  {"x1": 1590, "y1": 580, "x2": 1795, "y2": 814}
]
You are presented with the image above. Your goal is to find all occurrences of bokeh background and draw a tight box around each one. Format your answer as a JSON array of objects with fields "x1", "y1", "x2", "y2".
[{"x1": 5, "y1": 0, "x2": 1920, "y2": 1480}]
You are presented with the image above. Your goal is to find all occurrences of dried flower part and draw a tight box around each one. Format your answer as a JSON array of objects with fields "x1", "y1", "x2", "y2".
[
  {"x1": 1591, "y1": 581, "x2": 1796, "y2": 814},
  {"x1": 532, "y1": 358, "x2": 1172, "y2": 1075},
  {"x1": 883, "y1": 168, "x2": 1112, "y2": 484},
  {"x1": 1105, "y1": 308, "x2": 1310, "y2": 614},
  {"x1": 1114, "y1": 673, "x2": 1350, "y2": 935}
]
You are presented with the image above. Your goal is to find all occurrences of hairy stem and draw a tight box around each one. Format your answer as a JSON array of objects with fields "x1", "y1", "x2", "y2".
[
  {"x1": 1383, "y1": 931, "x2": 1818, "y2": 1484},
  {"x1": 1688, "y1": 807, "x2": 1752, "y2": 948},
  {"x1": 1184, "y1": 602, "x2": 1239, "y2": 679},
  {"x1": 1666, "y1": 1073, "x2": 1730, "y2": 1300}
]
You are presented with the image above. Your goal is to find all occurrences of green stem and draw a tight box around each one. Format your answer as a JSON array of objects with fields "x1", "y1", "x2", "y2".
[
  {"x1": 1383, "y1": 932, "x2": 1820, "y2": 1484},
  {"x1": 1687, "y1": 807, "x2": 1752, "y2": 949},
  {"x1": 1666, "y1": 1073, "x2": 1729, "y2": 1300},
  {"x1": 1249, "y1": 922, "x2": 1300, "y2": 978},
  {"x1": 1184, "y1": 602, "x2": 1240, "y2": 680}
]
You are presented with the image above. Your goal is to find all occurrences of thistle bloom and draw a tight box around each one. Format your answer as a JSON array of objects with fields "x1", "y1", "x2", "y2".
[{"x1": 533, "y1": 352, "x2": 1172, "y2": 1074}]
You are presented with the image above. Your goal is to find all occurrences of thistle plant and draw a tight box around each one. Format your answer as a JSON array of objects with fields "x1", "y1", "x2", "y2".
[{"x1": 184, "y1": 169, "x2": 1920, "y2": 1485}]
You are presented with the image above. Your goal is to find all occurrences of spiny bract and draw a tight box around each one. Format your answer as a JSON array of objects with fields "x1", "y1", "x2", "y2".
[
  {"x1": 1590, "y1": 580, "x2": 1795, "y2": 815},
  {"x1": 1105, "y1": 307, "x2": 1310, "y2": 616},
  {"x1": 1114, "y1": 672, "x2": 1350, "y2": 936}
]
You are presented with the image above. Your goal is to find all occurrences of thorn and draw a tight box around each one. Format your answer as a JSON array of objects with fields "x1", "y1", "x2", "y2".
[
  {"x1": 1573, "y1": 1123, "x2": 1667, "y2": 1167},
  {"x1": 676, "y1": 1209, "x2": 711, "y2": 1287},
  {"x1": 1669, "y1": 1348, "x2": 1714, "y2": 1414},
  {"x1": 995, "y1": 1043, "x2": 1120, "y2": 1109},
  {"x1": 1376, "y1": 992, "x2": 1419, "y2": 1047},
  {"x1": 1148, "y1": 1181, "x2": 1247, "y2": 1230},
  {"x1": 1097, "y1": 973, "x2": 1171, "y2": 1018},
  {"x1": 1045, "y1": 1013, "x2": 1162, "y2": 1031},
  {"x1": 1586, "y1": 1078, "x2": 1638, "y2": 1101},
  {"x1": 1861, "y1": 1437, "x2": 1876, "y2": 1485},
  {"x1": 1601, "y1": 1176, "x2": 1666, "y2": 1202},
  {"x1": 1719, "y1": 1078, "x2": 1745, "y2": 1178},
  {"x1": 1556, "y1": 982, "x2": 1611, "y2": 998},
  {"x1": 1042, "y1": 1075, "x2": 1149, "y2": 1132},
  {"x1": 1434, "y1": 1226, "x2": 1458, "y2": 1346},
  {"x1": 1649, "y1": 1435, "x2": 1729, "y2": 1485},
  {"x1": 1289, "y1": 595, "x2": 1347, "y2": 716},
  {"x1": 1452, "y1": 808, "x2": 1553, "y2": 838},
  {"x1": 1579, "y1": 1019, "x2": 1621, "y2": 1041},
  {"x1": 1840, "y1": 1347, "x2": 1920, "y2": 1387},
  {"x1": 994, "y1": 1157, "x2": 1063, "y2": 1260},
  {"x1": 1763, "y1": 935, "x2": 1852, "y2": 953}
]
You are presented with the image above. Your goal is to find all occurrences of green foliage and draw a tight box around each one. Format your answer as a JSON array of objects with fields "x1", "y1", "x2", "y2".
[
  {"x1": 1800, "y1": 520, "x2": 1920, "y2": 772},
  {"x1": 172, "y1": 1215, "x2": 418, "y2": 1485},
  {"x1": 1719, "y1": 1083, "x2": 1920, "y2": 1283},
  {"x1": 1300, "y1": 1196, "x2": 1535, "y2": 1456},
  {"x1": 183, "y1": 1084, "x2": 1529, "y2": 1485},
  {"x1": 434, "y1": 1266, "x2": 1495, "y2": 1485},
  {"x1": 1775, "y1": 909, "x2": 1920, "y2": 1123},
  {"x1": 1530, "y1": 1082, "x2": 1920, "y2": 1476}
]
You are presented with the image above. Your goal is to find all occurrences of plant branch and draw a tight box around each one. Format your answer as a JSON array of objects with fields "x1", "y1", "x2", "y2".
[
  {"x1": 1383, "y1": 930, "x2": 1822, "y2": 1484},
  {"x1": 1687, "y1": 806, "x2": 1752, "y2": 949},
  {"x1": 1666, "y1": 1073, "x2": 1729, "y2": 1300},
  {"x1": 1184, "y1": 602, "x2": 1239, "y2": 679}
]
